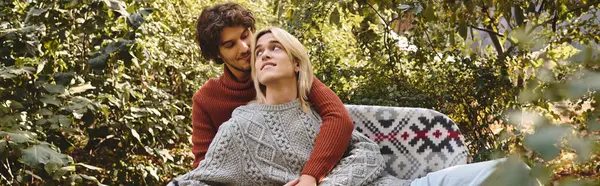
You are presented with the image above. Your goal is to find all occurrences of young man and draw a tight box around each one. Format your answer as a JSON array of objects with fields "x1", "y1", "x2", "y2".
[{"x1": 190, "y1": 3, "x2": 354, "y2": 185}]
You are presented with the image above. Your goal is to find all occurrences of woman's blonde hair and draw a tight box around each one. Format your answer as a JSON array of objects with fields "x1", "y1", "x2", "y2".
[{"x1": 250, "y1": 27, "x2": 313, "y2": 112}]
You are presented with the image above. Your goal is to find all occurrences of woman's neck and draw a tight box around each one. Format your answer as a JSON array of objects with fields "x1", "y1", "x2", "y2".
[{"x1": 264, "y1": 78, "x2": 298, "y2": 105}]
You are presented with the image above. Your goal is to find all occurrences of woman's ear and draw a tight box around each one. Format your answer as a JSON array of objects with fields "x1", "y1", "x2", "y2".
[{"x1": 294, "y1": 59, "x2": 300, "y2": 72}]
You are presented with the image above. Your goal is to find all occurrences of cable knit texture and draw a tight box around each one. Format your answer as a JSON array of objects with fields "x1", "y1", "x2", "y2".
[
  {"x1": 172, "y1": 100, "x2": 411, "y2": 186},
  {"x1": 191, "y1": 67, "x2": 354, "y2": 181}
]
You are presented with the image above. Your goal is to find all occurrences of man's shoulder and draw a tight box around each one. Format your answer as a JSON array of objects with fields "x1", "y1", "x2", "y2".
[{"x1": 192, "y1": 78, "x2": 222, "y2": 100}]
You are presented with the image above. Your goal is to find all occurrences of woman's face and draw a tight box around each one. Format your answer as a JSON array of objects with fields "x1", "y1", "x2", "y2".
[{"x1": 254, "y1": 33, "x2": 298, "y2": 85}]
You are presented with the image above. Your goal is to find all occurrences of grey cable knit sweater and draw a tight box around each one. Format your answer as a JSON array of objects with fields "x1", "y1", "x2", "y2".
[{"x1": 169, "y1": 99, "x2": 410, "y2": 186}]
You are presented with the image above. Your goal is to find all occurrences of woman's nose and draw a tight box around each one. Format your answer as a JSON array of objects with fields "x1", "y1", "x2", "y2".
[{"x1": 261, "y1": 51, "x2": 271, "y2": 60}]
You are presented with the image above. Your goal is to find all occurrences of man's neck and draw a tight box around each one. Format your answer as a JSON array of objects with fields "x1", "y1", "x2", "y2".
[
  {"x1": 265, "y1": 79, "x2": 298, "y2": 105},
  {"x1": 225, "y1": 66, "x2": 250, "y2": 82}
]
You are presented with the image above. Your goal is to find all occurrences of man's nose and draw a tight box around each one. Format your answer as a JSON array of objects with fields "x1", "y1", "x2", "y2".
[{"x1": 240, "y1": 40, "x2": 249, "y2": 53}]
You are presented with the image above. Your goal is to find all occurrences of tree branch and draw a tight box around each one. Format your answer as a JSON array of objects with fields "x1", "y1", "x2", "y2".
[
  {"x1": 479, "y1": 0, "x2": 504, "y2": 55},
  {"x1": 469, "y1": 24, "x2": 505, "y2": 37},
  {"x1": 365, "y1": 1, "x2": 391, "y2": 29},
  {"x1": 528, "y1": 1, "x2": 600, "y2": 35}
]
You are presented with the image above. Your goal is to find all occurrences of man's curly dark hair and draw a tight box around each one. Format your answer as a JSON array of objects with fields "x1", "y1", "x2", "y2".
[{"x1": 195, "y1": 3, "x2": 255, "y2": 64}]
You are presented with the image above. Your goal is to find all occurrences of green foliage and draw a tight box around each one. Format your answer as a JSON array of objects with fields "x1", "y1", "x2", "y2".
[
  {"x1": 273, "y1": 0, "x2": 600, "y2": 184},
  {"x1": 0, "y1": 0, "x2": 220, "y2": 184}
]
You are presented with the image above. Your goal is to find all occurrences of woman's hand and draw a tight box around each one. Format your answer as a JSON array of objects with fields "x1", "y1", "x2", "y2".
[
  {"x1": 296, "y1": 175, "x2": 317, "y2": 186},
  {"x1": 284, "y1": 175, "x2": 317, "y2": 186},
  {"x1": 284, "y1": 178, "x2": 299, "y2": 186}
]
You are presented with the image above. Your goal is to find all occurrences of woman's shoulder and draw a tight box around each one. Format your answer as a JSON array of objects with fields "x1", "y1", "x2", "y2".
[{"x1": 233, "y1": 102, "x2": 259, "y2": 115}]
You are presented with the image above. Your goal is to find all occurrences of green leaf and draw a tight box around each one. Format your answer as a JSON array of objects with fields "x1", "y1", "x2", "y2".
[
  {"x1": 0, "y1": 131, "x2": 34, "y2": 143},
  {"x1": 36, "y1": 60, "x2": 47, "y2": 74},
  {"x1": 155, "y1": 148, "x2": 174, "y2": 162},
  {"x1": 9, "y1": 100, "x2": 24, "y2": 109},
  {"x1": 80, "y1": 174, "x2": 98, "y2": 181},
  {"x1": 65, "y1": 0, "x2": 81, "y2": 9},
  {"x1": 481, "y1": 155, "x2": 537, "y2": 186},
  {"x1": 76, "y1": 163, "x2": 103, "y2": 171},
  {"x1": 53, "y1": 166, "x2": 76, "y2": 179},
  {"x1": 458, "y1": 18, "x2": 467, "y2": 39},
  {"x1": 146, "y1": 108, "x2": 161, "y2": 116},
  {"x1": 131, "y1": 129, "x2": 141, "y2": 143},
  {"x1": 0, "y1": 139, "x2": 7, "y2": 154},
  {"x1": 27, "y1": 8, "x2": 47, "y2": 16},
  {"x1": 514, "y1": 6, "x2": 524, "y2": 26},
  {"x1": 38, "y1": 109, "x2": 53, "y2": 116},
  {"x1": 422, "y1": 6, "x2": 435, "y2": 21},
  {"x1": 24, "y1": 170, "x2": 43, "y2": 181},
  {"x1": 588, "y1": 116, "x2": 600, "y2": 132},
  {"x1": 102, "y1": 0, "x2": 129, "y2": 17},
  {"x1": 413, "y1": 4, "x2": 423, "y2": 15},
  {"x1": 128, "y1": 13, "x2": 145, "y2": 29},
  {"x1": 565, "y1": 70, "x2": 600, "y2": 99},
  {"x1": 44, "y1": 160, "x2": 61, "y2": 176},
  {"x1": 139, "y1": 8, "x2": 153, "y2": 16},
  {"x1": 398, "y1": 4, "x2": 411, "y2": 11},
  {"x1": 329, "y1": 8, "x2": 340, "y2": 26},
  {"x1": 568, "y1": 137, "x2": 593, "y2": 162},
  {"x1": 58, "y1": 115, "x2": 71, "y2": 126},
  {"x1": 40, "y1": 95, "x2": 61, "y2": 106},
  {"x1": 69, "y1": 174, "x2": 83, "y2": 184},
  {"x1": 105, "y1": 39, "x2": 132, "y2": 54},
  {"x1": 88, "y1": 54, "x2": 109, "y2": 69},
  {"x1": 146, "y1": 166, "x2": 159, "y2": 181},
  {"x1": 69, "y1": 82, "x2": 96, "y2": 94},
  {"x1": 20, "y1": 143, "x2": 72, "y2": 168},
  {"x1": 43, "y1": 84, "x2": 66, "y2": 94},
  {"x1": 524, "y1": 125, "x2": 571, "y2": 161}
]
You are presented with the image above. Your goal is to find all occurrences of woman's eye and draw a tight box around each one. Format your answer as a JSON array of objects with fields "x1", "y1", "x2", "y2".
[
  {"x1": 273, "y1": 46, "x2": 281, "y2": 51},
  {"x1": 256, "y1": 50, "x2": 263, "y2": 57}
]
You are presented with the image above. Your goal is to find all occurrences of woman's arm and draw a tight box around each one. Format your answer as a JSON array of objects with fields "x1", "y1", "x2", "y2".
[
  {"x1": 301, "y1": 77, "x2": 354, "y2": 182},
  {"x1": 319, "y1": 132, "x2": 386, "y2": 186},
  {"x1": 175, "y1": 120, "x2": 242, "y2": 185}
]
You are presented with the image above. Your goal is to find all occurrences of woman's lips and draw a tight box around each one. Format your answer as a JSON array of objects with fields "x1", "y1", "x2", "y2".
[{"x1": 261, "y1": 62, "x2": 276, "y2": 70}]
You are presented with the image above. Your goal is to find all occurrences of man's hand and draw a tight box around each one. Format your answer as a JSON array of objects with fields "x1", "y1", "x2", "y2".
[{"x1": 294, "y1": 175, "x2": 317, "y2": 186}]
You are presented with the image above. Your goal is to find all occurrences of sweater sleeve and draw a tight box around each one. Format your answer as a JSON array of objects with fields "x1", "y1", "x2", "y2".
[
  {"x1": 319, "y1": 132, "x2": 385, "y2": 186},
  {"x1": 191, "y1": 92, "x2": 217, "y2": 168},
  {"x1": 174, "y1": 120, "x2": 242, "y2": 185},
  {"x1": 301, "y1": 77, "x2": 354, "y2": 181}
]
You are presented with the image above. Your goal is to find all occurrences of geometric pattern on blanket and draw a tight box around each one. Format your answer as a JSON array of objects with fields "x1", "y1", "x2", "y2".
[{"x1": 345, "y1": 105, "x2": 469, "y2": 180}]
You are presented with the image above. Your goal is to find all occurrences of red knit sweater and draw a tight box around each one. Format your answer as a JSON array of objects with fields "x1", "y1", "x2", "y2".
[{"x1": 191, "y1": 67, "x2": 354, "y2": 181}]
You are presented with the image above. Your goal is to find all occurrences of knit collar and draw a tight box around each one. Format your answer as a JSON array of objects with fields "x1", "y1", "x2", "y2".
[
  {"x1": 250, "y1": 99, "x2": 301, "y2": 111},
  {"x1": 219, "y1": 66, "x2": 254, "y2": 90}
]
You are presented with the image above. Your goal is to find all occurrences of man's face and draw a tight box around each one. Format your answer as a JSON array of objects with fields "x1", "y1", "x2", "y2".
[
  {"x1": 218, "y1": 26, "x2": 252, "y2": 76},
  {"x1": 254, "y1": 33, "x2": 297, "y2": 85}
]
